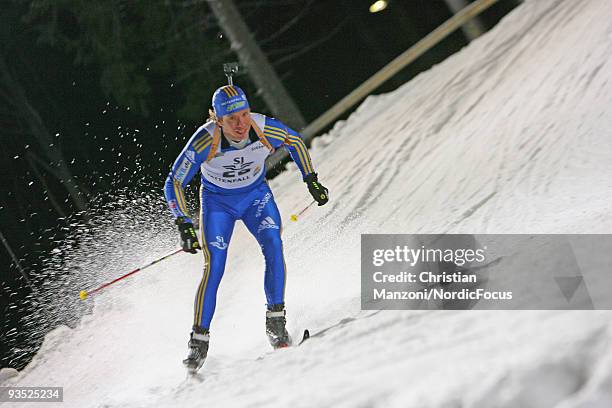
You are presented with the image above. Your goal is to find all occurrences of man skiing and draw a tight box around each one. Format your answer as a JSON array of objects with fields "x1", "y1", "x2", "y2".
[{"x1": 164, "y1": 84, "x2": 329, "y2": 372}]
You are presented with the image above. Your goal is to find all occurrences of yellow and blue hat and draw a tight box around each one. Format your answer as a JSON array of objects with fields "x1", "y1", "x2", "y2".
[{"x1": 212, "y1": 85, "x2": 249, "y2": 117}]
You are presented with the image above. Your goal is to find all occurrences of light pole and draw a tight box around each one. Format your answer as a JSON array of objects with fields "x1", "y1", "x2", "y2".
[
  {"x1": 0, "y1": 229, "x2": 33, "y2": 289},
  {"x1": 443, "y1": 0, "x2": 486, "y2": 41}
]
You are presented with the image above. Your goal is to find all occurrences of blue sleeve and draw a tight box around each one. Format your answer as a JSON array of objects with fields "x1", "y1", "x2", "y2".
[
  {"x1": 262, "y1": 116, "x2": 315, "y2": 179},
  {"x1": 163, "y1": 128, "x2": 212, "y2": 223}
]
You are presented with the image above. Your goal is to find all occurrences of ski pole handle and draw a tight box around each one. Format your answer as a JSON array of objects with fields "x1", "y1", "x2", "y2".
[{"x1": 79, "y1": 248, "x2": 184, "y2": 300}]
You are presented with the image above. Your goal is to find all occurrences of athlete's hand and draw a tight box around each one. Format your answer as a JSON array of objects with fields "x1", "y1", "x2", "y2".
[
  {"x1": 176, "y1": 218, "x2": 200, "y2": 254},
  {"x1": 304, "y1": 173, "x2": 329, "y2": 206}
]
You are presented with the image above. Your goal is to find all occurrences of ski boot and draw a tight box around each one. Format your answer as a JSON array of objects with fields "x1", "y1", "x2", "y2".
[
  {"x1": 183, "y1": 327, "x2": 209, "y2": 373},
  {"x1": 266, "y1": 304, "x2": 291, "y2": 349}
]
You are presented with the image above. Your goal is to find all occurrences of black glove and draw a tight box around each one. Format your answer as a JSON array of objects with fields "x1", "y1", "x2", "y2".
[
  {"x1": 304, "y1": 173, "x2": 329, "y2": 206},
  {"x1": 176, "y1": 218, "x2": 200, "y2": 254}
]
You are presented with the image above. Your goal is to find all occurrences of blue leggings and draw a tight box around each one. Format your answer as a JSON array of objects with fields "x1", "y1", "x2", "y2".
[{"x1": 193, "y1": 182, "x2": 286, "y2": 330}]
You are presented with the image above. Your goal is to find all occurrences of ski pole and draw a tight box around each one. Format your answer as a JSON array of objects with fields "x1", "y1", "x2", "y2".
[
  {"x1": 79, "y1": 248, "x2": 184, "y2": 300},
  {"x1": 290, "y1": 200, "x2": 316, "y2": 222}
]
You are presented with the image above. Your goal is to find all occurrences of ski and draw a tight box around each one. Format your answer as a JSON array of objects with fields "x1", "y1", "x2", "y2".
[
  {"x1": 255, "y1": 328, "x2": 311, "y2": 360},
  {"x1": 298, "y1": 329, "x2": 310, "y2": 345},
  {"x1": 273, "y1": 329, "x2": 309, "y2": 349}
]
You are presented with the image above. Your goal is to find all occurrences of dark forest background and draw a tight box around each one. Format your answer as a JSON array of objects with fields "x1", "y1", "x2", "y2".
[{"x1": 0, "y1": 0, "x2": 519, "y2": 370}]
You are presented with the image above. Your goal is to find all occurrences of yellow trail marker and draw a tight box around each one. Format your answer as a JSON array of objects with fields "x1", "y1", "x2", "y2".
[
  {"x1": 79, "y1": 290, "x2": 88, "y2": 300},
  {"x1": 290, "y1": 214, "x2": 298, "y2": 222}
]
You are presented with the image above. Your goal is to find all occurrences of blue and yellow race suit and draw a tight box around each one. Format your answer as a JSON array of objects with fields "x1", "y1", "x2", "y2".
[{"x1": 164, "y1": 112, "x2": 315, "y2": 330}]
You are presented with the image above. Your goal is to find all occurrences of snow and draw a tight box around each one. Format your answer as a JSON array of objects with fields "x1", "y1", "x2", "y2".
[{"x1": 4, "y1": 0, "x2": 612, "y2": 406}]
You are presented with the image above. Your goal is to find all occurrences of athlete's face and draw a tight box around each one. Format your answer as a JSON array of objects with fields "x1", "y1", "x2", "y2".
[{"x1": 219, "y1": 109, "x2": 251, "y2": 141}]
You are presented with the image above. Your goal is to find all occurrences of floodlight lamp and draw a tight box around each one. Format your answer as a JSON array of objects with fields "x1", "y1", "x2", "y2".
[{"x1": 369, "y1": 0, "x2": 388, "y2": 13}]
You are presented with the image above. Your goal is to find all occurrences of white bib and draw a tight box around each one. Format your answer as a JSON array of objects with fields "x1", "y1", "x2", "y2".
[{"x1": 201, "y1": 141, "x2": 270, "y2": 189}]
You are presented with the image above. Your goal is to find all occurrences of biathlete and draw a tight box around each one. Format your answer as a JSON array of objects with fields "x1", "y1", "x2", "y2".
[{"x1": 164, "y1": 84, "x2": 328, "y2": 372}]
